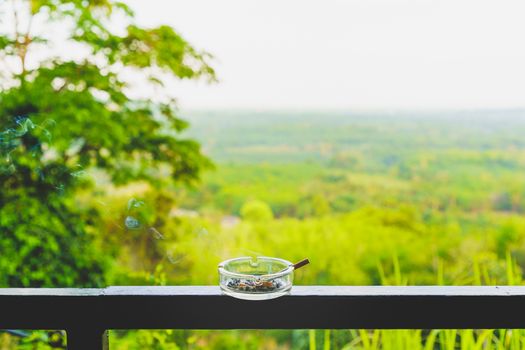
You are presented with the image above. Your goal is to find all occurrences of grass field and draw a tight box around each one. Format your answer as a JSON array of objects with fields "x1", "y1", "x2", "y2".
[
  {"x1": 102, "y1": 110, "x2": 525, "y2": 349},
  {"x1": 5, "y1": 111, "x2": 524, "y2": 349}
]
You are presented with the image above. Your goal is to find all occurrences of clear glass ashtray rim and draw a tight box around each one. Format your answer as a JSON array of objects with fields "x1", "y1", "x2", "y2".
[{"x1": 218, "y1": 256, "x2": 294, "y2": 280}]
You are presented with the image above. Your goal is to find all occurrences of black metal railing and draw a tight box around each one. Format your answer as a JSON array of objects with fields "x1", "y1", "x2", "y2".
[{"x1": 2, "y1": 286, "x2": 525, "y2": 350}]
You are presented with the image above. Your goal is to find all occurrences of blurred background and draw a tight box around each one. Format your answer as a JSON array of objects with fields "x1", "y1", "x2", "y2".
[{"x1": 1, "y1": 0, "x2": 525, "y2": 349}]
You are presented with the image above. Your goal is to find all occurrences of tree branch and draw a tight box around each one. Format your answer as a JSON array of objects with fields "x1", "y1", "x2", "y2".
[{"x1": 11, "y1": 0, "x2": 32, "y2": 76}]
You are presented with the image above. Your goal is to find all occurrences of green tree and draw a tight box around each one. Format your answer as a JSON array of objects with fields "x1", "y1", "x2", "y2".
[
  {"x1": 240, "y1": 199, "x2": 274, "y2": 222},
  {"x1": 0, "y1": 0, "x2": 214, "y2": 287}
]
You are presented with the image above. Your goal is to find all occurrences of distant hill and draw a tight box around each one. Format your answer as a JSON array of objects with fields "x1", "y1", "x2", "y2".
[{"x1": 182, "y1": 109, "x2": 525, "y2": 164}]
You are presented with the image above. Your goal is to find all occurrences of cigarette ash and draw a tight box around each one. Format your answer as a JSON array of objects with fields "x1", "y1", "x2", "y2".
[{"x1": 226, "y1": 277, "x2": 285, "y2": 293}]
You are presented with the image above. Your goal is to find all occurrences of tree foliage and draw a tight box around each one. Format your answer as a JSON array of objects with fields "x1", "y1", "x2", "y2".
[
  {"x1": 240, "y1": 199, "x2": 274, "y2": 222},
  {"x1": 0, "y1": 0, "x2": 215, "y2": 287}
]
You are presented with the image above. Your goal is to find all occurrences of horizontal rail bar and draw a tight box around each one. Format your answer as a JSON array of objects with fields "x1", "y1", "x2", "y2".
[{"x1": 1, "y1": 286, "x2": 525, "y2": 330}]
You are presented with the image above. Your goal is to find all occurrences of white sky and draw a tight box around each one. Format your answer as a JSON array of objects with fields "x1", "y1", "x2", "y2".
[{"x1": 60, "y1": 1, "x2": 525, "y2": 110}]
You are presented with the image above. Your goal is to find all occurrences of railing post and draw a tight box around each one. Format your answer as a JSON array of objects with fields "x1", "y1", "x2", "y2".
[{"x1": 67, "y1": 328, "x2": 108, "y2": 350}]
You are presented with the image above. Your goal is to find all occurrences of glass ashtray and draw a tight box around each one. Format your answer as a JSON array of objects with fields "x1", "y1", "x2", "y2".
[{"x1": 218, "y1": 256, "x2": 294, "y2": 300}]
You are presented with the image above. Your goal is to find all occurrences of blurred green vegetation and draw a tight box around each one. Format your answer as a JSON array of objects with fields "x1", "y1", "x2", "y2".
[
  {"x1": 110, "y1": 112, "x2": 525, "y2": 349},
  {"x1": 0, "y1": 0, "x2": 213, "y2": 287},
  {"x1": 2, "y1": 1, "x2": 525, "y2": 349}
]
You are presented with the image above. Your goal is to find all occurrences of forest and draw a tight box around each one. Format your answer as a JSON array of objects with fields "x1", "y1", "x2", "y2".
[
  {"x1": 97, "y1": 111, "x2": 525, "y2": 348},
  {"x1": 3, "y1": 109, "x2": 525, "y2": 349},
  {"x1": 3, "y1": 107, "x2": 525, "y2": 349},
  {"x1": 1, "y1": 0, "x2": 525, "y2": 348}
]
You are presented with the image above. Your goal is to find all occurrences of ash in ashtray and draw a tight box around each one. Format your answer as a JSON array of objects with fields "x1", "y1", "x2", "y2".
[{"x1": 226, "y1": 277, "x2": 284, "y2": 292}]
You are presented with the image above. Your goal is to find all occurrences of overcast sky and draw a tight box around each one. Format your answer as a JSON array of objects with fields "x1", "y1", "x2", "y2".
[{"x1": 128, "y1": 0, "x2": 525, "y2": 110}]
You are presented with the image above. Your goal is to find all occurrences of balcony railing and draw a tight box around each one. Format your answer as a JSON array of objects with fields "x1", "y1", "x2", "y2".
[{"x1": 2, "y1": 286, "x2": 525, "y2": 349}]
